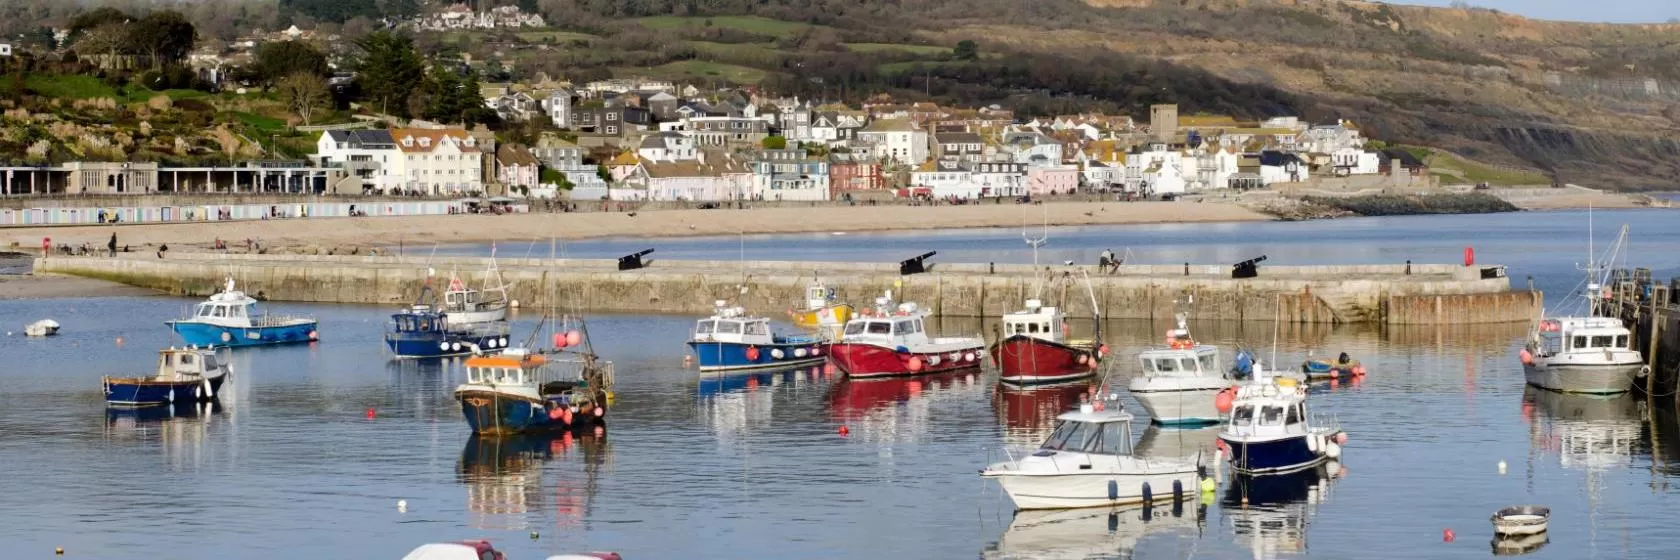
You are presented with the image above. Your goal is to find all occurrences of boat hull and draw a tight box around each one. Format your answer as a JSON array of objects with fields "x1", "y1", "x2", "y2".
[
  {"x1": 386, "y1": 328, "x2": 512, "y2": 359},
  {"x1": 986, "y1": 468, "x2": 1200, "y2": 510},
  {"x1": 1524, "y1": 363, "x2": 1643, "y2": 394},
  {"x1": 168, "y1": 321, "x2": 318, "y2": 347},
  {"x1": 1219, "y1": 434, "x2": 1325, "y2": 474},
  {"x1": 687, "y1": 341, "x2": 826, "y2": 372},
  {"x1": 990, "y1": 336, "x2": 1098, "y2": 386},
  {"x1": 104, "y1": 375, "x2": 227, "y2": 406},
  {"x1": 1301, "y1": 360, "x2": 1360, "y2": 381},
  {"x1": 456, "y1": 389, "x2": 604, "y2": 436},
  {"x1": 826, "y1": 341, "x2": 984, "y2": 378},
  {"x1": 1130, "y1": 388, "x2": 1224, "y2": 426}
]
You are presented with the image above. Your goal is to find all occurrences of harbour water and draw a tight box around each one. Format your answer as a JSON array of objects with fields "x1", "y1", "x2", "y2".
[{"x1": 4, "y1": 208, "x2": 1680, "y2": 559}]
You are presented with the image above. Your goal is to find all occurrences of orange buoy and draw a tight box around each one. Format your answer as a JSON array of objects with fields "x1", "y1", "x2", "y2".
[
  {"x1": 365, "y1": 408, "x2": 376, "y2": 419},
  {"x1": 907, "y1": 356, "x2": 924, "y2": 372},
  {"x1": 745, "y1": 346, "x2": 760, "y2": 361},
  {"x1": 1335, "y1": 432, "x2": 1348, "y2": 445},
  {"x1": 553, "y1": 333, "x2": 568, "y2": 348},
  {"x1": 1214, "y1": 388, "x2": 1236, "y2": 413},
  {"x1": 1518, "y1": 349, "x2": 1533, "y2": 366},
  {"x1": 548, "y1": 407, "x2": 563, "y2": 420},
  {"x1": 838, "y1": 425, "x2": 850, "y2": 436},
  {"x1": 1098, "y1": 344, "x2": 1109, "y2": 356},
  {"x1": 565, "y1": 330, "x2": 582, "y2": 346},
  {"x1": 1443, "y1": 528, "x2": 1455, "y2": 543}
]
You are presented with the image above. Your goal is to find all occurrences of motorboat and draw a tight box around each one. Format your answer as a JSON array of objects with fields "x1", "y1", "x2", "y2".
[
  {"x1": 440, "y1": 258, "x2": 510, "y2": 328},
  {"x1": 455, "y1": 343, "x2": 613, "y2": 436},
  {"x1": 386, "y1": 304, "x2": 511, "y2": 358},
  {"x1": 166, "y1": 277, "x2": 318, "y2": 347},
  {"x1": 1520, "y1": 223, "x2": 1647, "y2": 394},
  {"x1": 826, "y1": 290, "x2": 985, "y2": 378},
  {"x1": 688, "y1": 300, "x2": 825, "y2": 372},
  {"x1": 1217, "y1": 376, "x2": 1346, "y2": 474},
  {"x1": 1127, "y1": 313, "x2": 1230, "y2": 426},
  {"x1": 990, "y1": 299, "x2": 1104, "y2": 386},
  {"x1": 24, "y1": 319, "x2": 59, "y2": 336},
  {"x1": 982, "y1": 395, "x2": 1204, "y2": 510},
  {"x1": 788, "y1": 277, "x2": 853, "y2": 336},
  {"x1": 1300, "y1": 352, "x2": 1366, "y2": 381},
  {"x1": 102, "y1": 346, "x2": 230, "y2": 406}
]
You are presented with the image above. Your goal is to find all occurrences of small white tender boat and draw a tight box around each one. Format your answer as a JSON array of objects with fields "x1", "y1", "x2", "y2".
[
  {"x1": 1491, "y1": 505, "x2": 1550, "y2": 536},
  {"x1": 24, "y1": 319, "x2": 60, "y2": 337},
  {"x1": 982, "y1": 396, "x2": 1203, "y2": 510}
]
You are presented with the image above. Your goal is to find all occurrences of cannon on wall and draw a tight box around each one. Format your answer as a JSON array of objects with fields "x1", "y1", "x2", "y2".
[
  {"x1": 900, "y1": 251, "x2": 937, "y2": 276},
  {"x1": 618, "y1": 249, "x2": 655, "y2": 271},
  {"x1": 1232, "y1": 255, "x2": 1267, "y2": 279}
]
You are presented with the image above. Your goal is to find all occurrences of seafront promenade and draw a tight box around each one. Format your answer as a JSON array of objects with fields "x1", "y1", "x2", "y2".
[{"x1": 34, "y1": 252, "x2": 1537, "y2": 325}]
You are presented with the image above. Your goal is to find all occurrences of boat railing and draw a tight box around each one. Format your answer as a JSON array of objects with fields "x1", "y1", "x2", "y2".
[{"x1": 1310, "y1": 412, "x2": 1342, "y2": 434}]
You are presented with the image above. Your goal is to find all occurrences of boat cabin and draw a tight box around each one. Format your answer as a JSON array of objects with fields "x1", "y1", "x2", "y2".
[
  {"x1": 1139, "y1": 346, "x2": 1220, "y2": 378},
  {"x1": 1225, "y1": 380, "x2": 1310, "y2": 438},
  {"x1": 190, "y1": 298, "x2": 258, "y2": 326},
  {"x1": 464, "y1": 351, "x2": 545, "y2": 386},
  {"x1": 1533, "y1": 317, "x2": 1633, "y2": 357},
  {"x1": 1036, "y1": 406, "x2": 1135, "y2": 457},
  {"x1": 393, "y1": 305, "x2": 450, "y2": 334},
  {"x1": 444, "y1": 286, "x2": 485, "y2": 311},
  {"x1": 805, "y1": 283, "x2": 837, "y2": 311},
  {"x1": 843, "y1": 304, "x2": 929, "y2": 345},
  {"x1": 155, "y1": 346, "x2": 223, "y2": 381},
  {"x1": 692, "y1": 302, "x2": 774, "y2": 345},
  {"x1": 1002, "y1": 299, "x2": 1064, "y2": 343}
]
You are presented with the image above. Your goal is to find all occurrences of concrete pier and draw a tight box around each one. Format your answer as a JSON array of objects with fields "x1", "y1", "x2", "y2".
[{"x1": 34, "y1": 253, "x2": 1539, "y2": 325}]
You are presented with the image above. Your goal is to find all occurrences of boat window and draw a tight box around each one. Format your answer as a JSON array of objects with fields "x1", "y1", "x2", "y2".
[
  {"x1": 1198, "y1": 353, "x2": 1217, "y2": 372},
  {"x1": 1616, "y1": 335, "x2": 1629, "y2": 349},
  {"x1": 1286, "y1": 404, "x2": 1302, "y2": 425},
  {"x1": 717, "y1": 321, "x2": 742, "y2": 335},
  {"x1": 181, "y1": 353, "x2": 194, "y2": 365},
  {"x1": 163, "y1": 353, "x2": 173, "y2": 366},
  {"x1": 1591, "y1": 335, "x2": 1613, "y2": 349},
  {"x1": 1027, "y1": 322, "x2": 1040, "y2": 333},
  {"x1": 1179, "y1": 358, "x2": 1197, "y2": 372},
  {"x1": 895, "y1": 320, "x2": 915, "y2": 334},
  {"x1": 1156, "y1": 358, "x2": 1178, "y2": 372},
  {"x1": 914, "y1": 319, "x2": 924, "y2": 333},
  {"x1": 468, "y1": 367, "x2": 481, "y2": 383},
  {"x1": 1572, "y1": 336, "x2": 1587, "y2": 350},
  {"x1": 1096, "y1": 422, "x2": 1131, "y2": 455},
  {"x1": 1042, "y1": 420, "x2": 1092, "y2": 451},
  {"x1": 212, "y1": 306, "x2": 227, "y2": 318},
  {"x1": 1232, "y1": 405, "x2": 1255, "y2": 425},
  {"x1": 419, "y1": 318, "x2": 432, "y2": 331},
  {"x1": 845, "y1": 322, "x2": 865, "y2": 335},
  {"x1": 695, "y1": 320, "x2": 716, "y2": 335},
  {"x1": 1260, "y1": 406, "x2": 1285, "y2": 426},
  {"x1": 196, "y1": 304, "x2": 212, "y2": 317},
  {"x1": 495, "y1": 368, "x2": 509, "y2": 384},
  {"x1": 231, "y1": 305, "x2": 246, "y2": 318},
  {"x1": 1539, "y1": 333, "x2": 1562, "y2": 355},
  {"x1": 1141, "y1": 358, "x2": 1157, "y2": 372},
  {"x1": 867, "y1": 322, "x2": 891, "y2": 335},
  {"x1": 745, "y1": 321, "x2": 769, "y2": 336}
]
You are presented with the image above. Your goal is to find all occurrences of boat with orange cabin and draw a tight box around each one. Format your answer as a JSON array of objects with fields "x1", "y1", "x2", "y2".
[{"x1": 454, "y1": 321, "x2": 614, "y2": 436}]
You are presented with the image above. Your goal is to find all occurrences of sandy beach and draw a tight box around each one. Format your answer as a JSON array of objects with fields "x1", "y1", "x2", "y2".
[{"x1": 0, "y1": 201, "x2": 1269, "y2": 253}]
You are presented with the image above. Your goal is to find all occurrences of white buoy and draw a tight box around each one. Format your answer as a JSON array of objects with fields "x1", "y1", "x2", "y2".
[
  {"x1": 510, "y1": 300, "x2": 520, "y2": 308},
  {"x1": 397, "y1": 499, "x2": 408, "y2": 512},
  {"x1": 1498, "y1": 460, "x2": 1508, "y2": 475}
]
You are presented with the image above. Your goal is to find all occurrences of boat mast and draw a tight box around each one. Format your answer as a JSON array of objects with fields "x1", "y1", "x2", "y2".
[{"x1": 1021, "y1": 204, "x2": 1047, "y2": 268}]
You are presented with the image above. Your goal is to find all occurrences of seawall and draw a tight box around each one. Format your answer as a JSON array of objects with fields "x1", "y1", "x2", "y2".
[{"x1": 34, "y1": 254, "x2": 1540, "y2": 325}]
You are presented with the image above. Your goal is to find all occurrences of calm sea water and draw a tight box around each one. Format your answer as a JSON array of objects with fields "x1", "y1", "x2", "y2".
[{"x1": 4, "y1": 209, "x2": 1680, "y2": 559}]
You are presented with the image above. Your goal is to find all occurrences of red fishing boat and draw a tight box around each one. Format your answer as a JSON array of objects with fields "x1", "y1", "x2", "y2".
[
  {"x1": 990, "y1": 299, "x2": 1106, "y2": 386},
  {"x1": 825, "y1": 291, "x2": 985, "y2": 378}
]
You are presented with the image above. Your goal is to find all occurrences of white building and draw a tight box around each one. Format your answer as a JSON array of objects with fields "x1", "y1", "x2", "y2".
[
  {"x1": 1259, "y1": 151, "x2": 1311, "y2": 185},
  {"x1": 542, "y1": 89, "x2": 573, "y2": 129},
  {"x1": 1329, "y1": 148, "x2": 1381, "y2": 176},
  {"x1": 1301, "y1": 121, "x2": 1366, "y2": 154},
  {"x1": 637, "y1": 131, "x2": 698, "y2": 162},
  {"x1": 750, "y1": 149, "x2": 829, "y2": 201},
  {"x1": 857, "y1": 119, "x2": 928, "y2": 167},
  {"x1": 911, "y1": 160, "x2": 1024, "y2": 198},
  {"x1": 1124, "y1": 144, "x2": 1184, "y2": 194},
  {"x1": 0, "y1": 44, "x2": 13, "y2": 57},
  {"x1": 314, "y1": 129, "x2": 401, "y2": 192},
  {"x1": 392, "y1": 128, "x2": 484, "y2": 195}
]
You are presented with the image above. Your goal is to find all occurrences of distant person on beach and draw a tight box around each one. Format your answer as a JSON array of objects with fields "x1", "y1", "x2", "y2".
[
  {"x1": 107, "y1": 233, "x2": 117, "y2": 258},
  {"x1": 156, "y1": 244, "x2": 168, "y2": 259}
]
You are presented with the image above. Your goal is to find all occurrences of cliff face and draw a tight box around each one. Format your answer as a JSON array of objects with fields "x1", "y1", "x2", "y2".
[{"x1": 1047, "y1": 0, "x2": 1680, "y2": 189}]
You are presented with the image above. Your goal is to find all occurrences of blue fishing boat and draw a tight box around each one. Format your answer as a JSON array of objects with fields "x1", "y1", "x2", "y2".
[
  {"x1": 1300, "y1": 352, "x2": 1366, "y2": 381},
  {"x1": 455, "y1": 346, "x2": 614, "y2": 436},
  {"x1": 166, "y1": 278, "x2": 318, "y2": 347},
  {"x1": 102, "y1": 346, "x2": 231, "y2": 406},
  {"x1": 1218, "y1": 376, "x2": 1347, "y2": 475},
  {"x1": 385, "y1": 304, "x2": 512, "y2": 358},
  {"x1": 688, "y1": 300, "x2": 825, "y2": 372}
]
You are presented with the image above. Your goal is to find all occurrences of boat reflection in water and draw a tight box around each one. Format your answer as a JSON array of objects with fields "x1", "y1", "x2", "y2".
[
  {"x1": 983, "y1": 501, "x2": 1204, "y2": 560},
  {"x1": 991, "y1": 379, "x2": 1097, "y2": 448},
  {"x1": 458, "y1": 432, "x2": 610, "y2": 532},
  {"x1": 1222, "y1": 462, "x2": 1340, "y2": 559},
  {"x1": 1522, "y1": 386, "x2": 1643, "y2": 472},
  {"x1": 700, "y1": 365, "x2": 826, "y2": 437},
  {"x1": 103, "y1": 401, "x2": 226, "y2": 467},
  {"x1": 827, "y1": 369, "x2": 985, "y2": 442},
  {"x1": 1135, "y1": 425, "x2": 1222, "y2": 461}
]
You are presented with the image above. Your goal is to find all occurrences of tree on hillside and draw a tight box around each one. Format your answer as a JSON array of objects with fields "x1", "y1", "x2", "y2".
[
  {"x1": 256, "y1": 41, "x2": 329, "y2": 83},
  {"x1": 77, "y1": 22, "x2": 131, "y2": 61},
  {"x1": 353, "y1": 31, "x2": 424, "y2": 116},
  {"x1": 953, "y1": 39, "x2": 978, "y2": 60},
  {"x1": 416, "y1": 66, "x2": 498, "y2": 126},
  {"x1": 278, "y1": 72, "x2": 329, "y2": 126},
  {"x1": 126, "y1": 11, "x2": 197, "y2": 69},
  {"x1": 69, "y1": 7, "x2": 132, "y2": 37},
  {"x1": 761, "y1": 136, "x2": 787, "y2": 149}
]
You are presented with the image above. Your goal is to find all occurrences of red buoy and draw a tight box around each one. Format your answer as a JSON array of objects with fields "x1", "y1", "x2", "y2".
[
  {"x1": 745, "y1": 346, "x2": 760, "y2": 361},
  {"x1": 838, "y1": 425, "x2": 850, "y2": 436},
  {"x1": 907, "y1": 356, "x2": 924, "y2": 372},
  {"x1": 1442, "y1": 528, "x2": 1455, "y2": 542},
  {"x1": 1463, "y1": 246, "x2": 1474, "y2": 267},
  {"x1": 365, "y1": 408, "x2": 376, "y2": 419}
]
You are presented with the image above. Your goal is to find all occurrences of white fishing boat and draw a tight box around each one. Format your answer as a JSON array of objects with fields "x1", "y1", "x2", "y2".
[
  {"x1": 1520, "y1": 225, "x2": 1646, "y2": 394},
  {"x1": 442, "y1": 257, "x2": 510, "y2": 328},
  {"x1": 982, "y1": 395, "x2": 1203, "y2": 510},
  {"x1": 1127, "y1": 312, "x2": 1230, "y2": 426},
  {"x1": 1217, "y1": 375, "x2": 1346, "y2": 475},
  {"x1": 24, "y1": 319, "x2": 59, "y2": 336}
]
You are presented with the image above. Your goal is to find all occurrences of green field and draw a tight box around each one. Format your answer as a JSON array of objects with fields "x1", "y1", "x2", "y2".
[
  {"x1": 23, "y1": 74, "x2": 118, "y2": 100},
  {"x1": 878, "y1": 60, "x2": 972, "y2": 75},
  {"x1": 1424, "y1": 150, "x2": 1549, "y2": 185},
  {"x1": 844, "y1": 42, "x2": 950, "y2": 55},
  {"x1": 633, "y1": 15, "x2": 823, "y2": 35},
  {"x1": 620, "y1": 60, "x2": 771, "y2": 84},
  {"x1": 687, "y1": 41, "x2": 782, "y2": 58}
]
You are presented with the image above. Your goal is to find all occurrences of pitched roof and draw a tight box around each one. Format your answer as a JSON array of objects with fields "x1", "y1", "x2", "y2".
[
  {"x1": 607, "y1": 151, "x2": 640, "y2": 166},
  {"x1": 862, "y1": 118, "x2": 916, "y2": 133},
  {"x1": 936, "y1": 132, "x2": 983, "y2": 144},
  {"x1": 391, "y1": 128, "x2": 478, "y2": 153},
  {"x1": 497, "y1": 144, "x2": 540, "y2": 167}
]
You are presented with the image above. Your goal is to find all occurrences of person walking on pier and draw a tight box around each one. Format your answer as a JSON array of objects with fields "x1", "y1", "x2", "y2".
[
  {"x1": 1099, "y1": 249, "x2": 1113, "y2": 273},
  {"x1": 107, "y1": 233, "x2": 117, "y2": 258}
]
